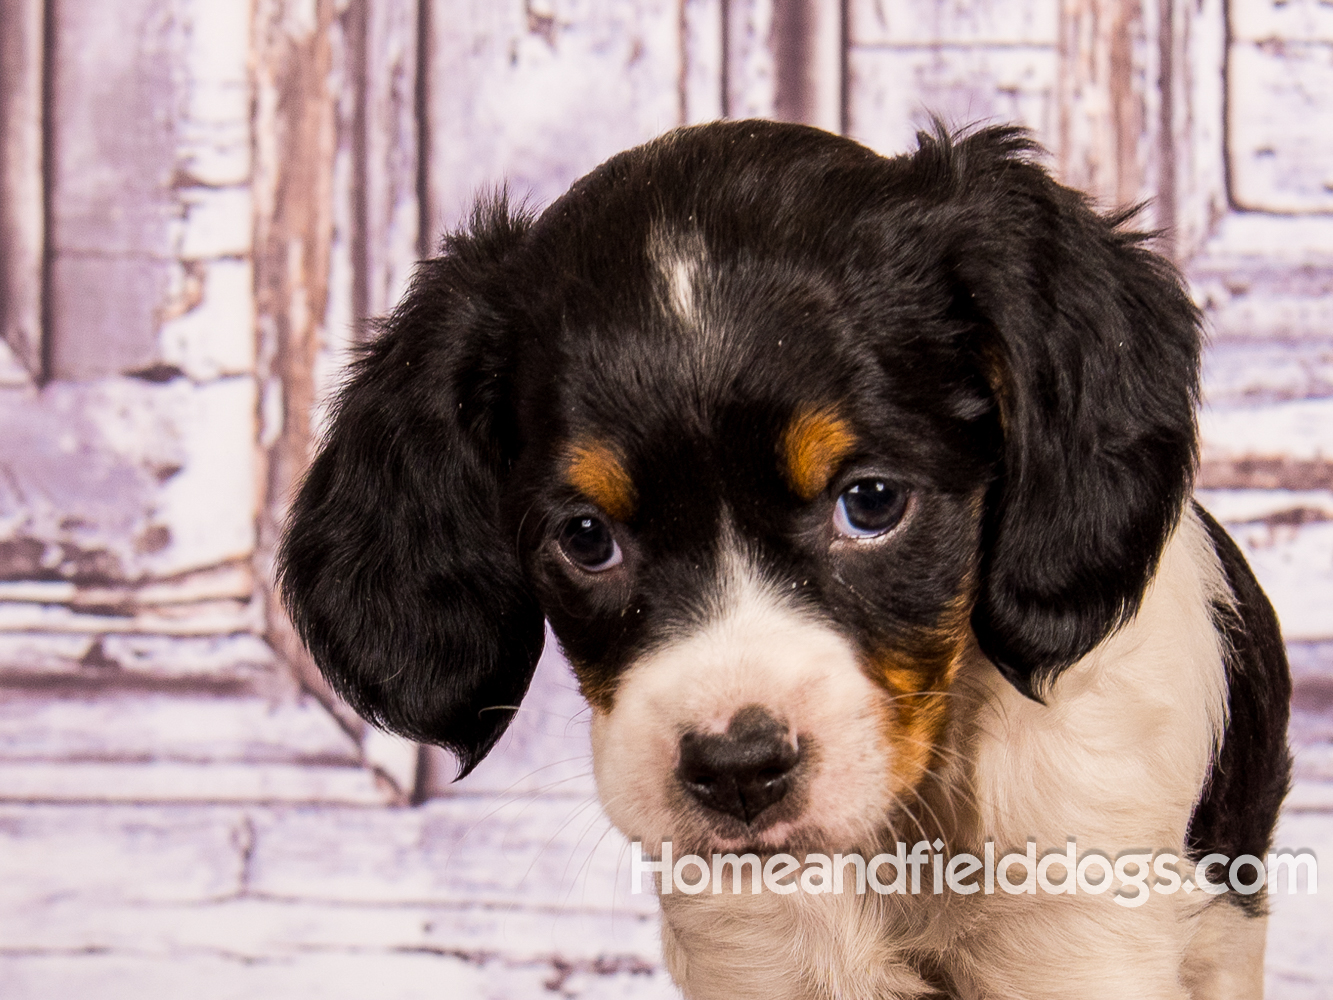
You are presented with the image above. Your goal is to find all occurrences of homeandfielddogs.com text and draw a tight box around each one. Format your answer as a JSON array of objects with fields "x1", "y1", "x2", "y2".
[{"x1": 631, "y1": 841, "x2": 1319, "y2": 906}]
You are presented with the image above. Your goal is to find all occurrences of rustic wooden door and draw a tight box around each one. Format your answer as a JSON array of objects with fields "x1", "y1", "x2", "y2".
[{"x1": 0, "y1": 0, "x2": 422, "y2": 805}]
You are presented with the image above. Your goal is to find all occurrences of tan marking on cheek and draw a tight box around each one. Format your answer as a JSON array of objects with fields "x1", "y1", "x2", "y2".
[
  {"x1": 780, "y1": 407, "x2": 857, "y2": 501},
  {"x1": 565, "y1": 442, "x2": 637, "y2": 521},
  {"x1": 872, "y1": 593, "x2": 976, "y2": 795},
  {"x1": 876, "y1": 649, "x2": 961, "y2": 796},
  {"x1": 569, "y1": 657, "x2": 617, "y2": 714}
]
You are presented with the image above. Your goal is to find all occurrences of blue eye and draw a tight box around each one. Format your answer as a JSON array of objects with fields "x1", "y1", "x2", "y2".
[
  {"x1": 833, "y1": 480, "x2": 907, "y2": 538},
  {"x1": 558, "y1": 515, "x2": 624, "y2": 571}
]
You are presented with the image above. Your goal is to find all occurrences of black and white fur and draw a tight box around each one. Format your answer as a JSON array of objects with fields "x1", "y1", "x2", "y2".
[{"x1": 279, "y1": 121, "x2": 1291, "y2": 999}]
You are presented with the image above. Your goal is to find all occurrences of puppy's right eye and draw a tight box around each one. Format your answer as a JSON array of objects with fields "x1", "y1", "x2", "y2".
[
  {"x1": 557, "y1": 515, "x2": 623, "y2": 572},
  {"x1": 834, "y1": 479, "x2": 907, "y2": 538}
]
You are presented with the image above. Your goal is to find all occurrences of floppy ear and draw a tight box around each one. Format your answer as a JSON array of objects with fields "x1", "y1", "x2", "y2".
[
  {"x1": 926, "y1": 127, "x2": 1202, "y2": 698},
  {"x1": 277, "y1": 200, "x2": 545, "y2": 777}
]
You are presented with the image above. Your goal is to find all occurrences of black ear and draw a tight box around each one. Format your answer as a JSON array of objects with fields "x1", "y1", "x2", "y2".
[
  {"x1": 277, "y1": 199, "x2": 545, "y2": 777},
  {"x1": 923, "y1": 127, "x2": 1202, "y2": 698}
]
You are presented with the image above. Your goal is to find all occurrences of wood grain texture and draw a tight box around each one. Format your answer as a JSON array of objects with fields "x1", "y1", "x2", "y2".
[
  {"x1": 0, "y1": 761, "x2": 398, "y2": 803},
  {"x1": 682, "y1": 0, "x2": 725, "y2": 123},
  {"x1": 726, "y1": 0, "x2": 776, "y2": 118},
  {"x1": 46, "y1": 0, "x2": 254, "y2": 380},
  {"x1": 245, "y1": 798, "x2": 657, "y2": 913},
  {"x1": 0, "y1": 953, "x2": 682, "y2": 1000},
  {"x1": 847, "y1": 43, "x2": 1058, "y2": 156},
  {"x1": 0, "y1": 631, "x2": 277, "y2": 683},
  {"x1": 251, "y1": 0, "x2": 363, "y2": 736},
  {"x1": 850, "y1": 0, "x2": 1057, "y2": 45},
  {"x1": 360, "y1": 0, "x2": 421, "y2": 318},
  {"x1": 0, "y1": 0, "x2": 44, "y2": 379},
  {"x1": 0, "y1": 377, "x2": 259, "y2": 583},
  {"x1": 0, "y1": 691, "x2": 361, "y2": 765},
  {"x1": 1232, "y1": 0, "x2": 1333, "y2": 43},
  {"x1": 1164, "y1": 0, "x2": 1226, "y2": 263},
  {"x1": 0, "y1": 803, "x2": 249, "y2": 902},
  {"x1": 1229, "y1": 41, "x2": 1333, "y2": 213},
  {"x1": 0, "y1": 898, "x2": 664, "y2": 965},
  {"x1": 1055, "y1": 0, "x2": 1159, "y2": 214},
  {"x1": 426, "y1": 0, "x2": 681, "y2": 237}
]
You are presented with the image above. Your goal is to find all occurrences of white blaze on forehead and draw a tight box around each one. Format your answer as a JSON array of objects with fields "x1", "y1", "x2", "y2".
[
  {"x1": 590, "y1": 542, "x2": 896, "y2": 850},
  {"x1": 649, "y1": 224, "x2": 708, "y2": 328}
]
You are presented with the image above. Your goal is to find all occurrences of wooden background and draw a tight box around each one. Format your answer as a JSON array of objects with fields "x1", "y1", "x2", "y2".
[{"x1": 0, "y1": 1, "x2": 1330, "y2": 996}]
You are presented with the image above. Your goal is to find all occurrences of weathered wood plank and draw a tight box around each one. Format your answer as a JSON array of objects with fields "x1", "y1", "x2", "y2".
[
  {"x1": 246, "y1": 797, "x2": 656, "y2": 914},
  {"x1": 426, "y1": 0, "x2": 681, "y2": 237},
  {"x1": 725, "y1": 0, "x2": 776, "y2": 118},
  {"x1": 1189, "y1": 216, "x2": 1333, "y2": 345},
  {"x1": 1229, "y1": 41, "x2": 1333, "y2": 214},
  {"x1": 0, "y1": 761, "x2": 397, "y2": 804},
  {"x1": 0, "y1": 0, "x2": 44, "y2": 378},
  {"x1": 1233, "y1": 0, "x2": 1333, "y2": 43},
  {"x1": 0, "y1": 599, "x2": 261, "y2": 636},
  {"x1": 1198, "y1": 397, "x2": 1333, "y2": 494},
  {"x1": 1222, "y1": 519, "x2": 1333, "y2": 641},
  {"x1": 1196, "y1": 490, "x2": 1333, "y2": 642},
  {"x1": 1165, "y1": 0, "x2": 1228, "y2": 264},
  {"x1": 1195, "y1": 489, "x2": 1333, "y2": 526},
  {"x1": 724, "y1": 0, "x2": 843, "y2": 128},
  {"x1": 0, "y1": 377, "x2": 259, "y2": 583},
  {"x1": 1265, "y1": 810, "x2": 1333, "y2": 997},
  {"x1": 252, "y1": 0, "x2": 372, "y2": 728},
  {"x1": 1194, "y1": 212, "x2": 1333, "y2": 263},
  {"x1": 361, "y1": 0, "x2": 421, "y2": 318},
  {"x1": 1055, "y1": 0, "x2": 1159, "y2": 214},
  {"x1": 682, "y1": 0, "x2": 725, "y2": 123},
  {"x1": 0, "y1": 631, "x2": 277, "y2": 683},
  {"x1": 1200, "y1": 398, "x2": 1333, "y2": 466},
  {"x1": 0, "y1": 692, "x2": 362, "y2": 764},
  {"x1": 0, "y1": 562, "x2": 254, "y2": 609},
  {"x1": 1201, "y1": 339, "x2": 1333, "y2": 405},
  {"x1": 47, "y1": 0, "x2": 254, "y2": 380},
  {"x1": 780, "y1": 0, "x2": 844, "y2": 130},
  {"x1": 157, "y1": 259, "x2": 257, "y2": 380},
  {"x1": 0, "y1": 897, "x2": 663, "y2": 964},
  {"x1": 0, "y1": 953, "x2": 682, "y2": 1000},
  {"x1": 850, "y1": 0, "x2": 1058, "y2": 46},
  {"x1": 0, "y1": 803, "x2": 248, "y2": 903},
  {"x1": 46, "y1": 257, "x2": 178, "y2": 378},
  {"x1": 847, "y1": 44, "x2": 1058, "y2": 156},
  {"x1": 1192, "y1": 272, "x2": 1333, "y2": 343}
]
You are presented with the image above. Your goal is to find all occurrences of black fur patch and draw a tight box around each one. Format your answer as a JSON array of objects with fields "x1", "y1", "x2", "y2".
[
  {"x1": 1189, "y1": 503, "x2": 1293, "y2": 915},
  {"x1": 277, "y1": 200, "x2": 546, "y2": 777}
]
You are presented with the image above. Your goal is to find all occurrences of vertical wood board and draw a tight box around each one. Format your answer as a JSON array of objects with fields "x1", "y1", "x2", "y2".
[
  {"x1": 847, "y1": 44, "x2": 1058, "y2": 156},
  {"x1": 427, "y1": 0, "x2": 682, "y2": 238},
  {"x1": 850, "y1": 0, "x2": 1057, "y2": 45},
  {"x1": 0, "y1": 0, "x2": 45, "y2": 378}
]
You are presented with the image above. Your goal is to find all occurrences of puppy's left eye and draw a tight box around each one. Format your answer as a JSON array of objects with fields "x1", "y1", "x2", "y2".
[
  {"x1": 834, "y1": 480, "x2": 907, "y2": 538},
  {"x1": 558, "y1": 515, "x2": 624, "y2": 572}
]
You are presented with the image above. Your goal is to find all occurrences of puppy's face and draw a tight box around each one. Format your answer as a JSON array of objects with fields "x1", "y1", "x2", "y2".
[
  {"x1": 505, "y1": 211, "x2": 995, "y2": 853},
  {"x1": 278, "y1": 121, "x2": 1201, "y2": 856}
]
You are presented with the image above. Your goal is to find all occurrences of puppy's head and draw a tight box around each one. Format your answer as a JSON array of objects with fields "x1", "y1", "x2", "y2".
[{"x1": 279, "y1": 121, "x2": 1200, "y2": 852}]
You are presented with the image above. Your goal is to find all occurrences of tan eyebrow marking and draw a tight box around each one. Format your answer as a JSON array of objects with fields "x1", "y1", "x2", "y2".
[
  {"x1": 780, "y1": 406, "x2": 857, "y2": 501},
  {"x1": 565, "y1": 441, "x2": 637, "y2": 522}
]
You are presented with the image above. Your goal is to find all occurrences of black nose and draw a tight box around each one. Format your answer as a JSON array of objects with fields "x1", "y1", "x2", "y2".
[{"x1": 676, "y1": 706, "x2": 800, "y2": 826}]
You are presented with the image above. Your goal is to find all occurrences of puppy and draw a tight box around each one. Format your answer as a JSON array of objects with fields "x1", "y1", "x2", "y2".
[{"x1": 279, "y1": 121, "x2": 1291, "y2": 999}]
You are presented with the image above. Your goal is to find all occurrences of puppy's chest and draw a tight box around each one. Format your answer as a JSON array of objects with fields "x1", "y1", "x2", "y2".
[{"x1": 659, "y1": 889, "x2": 942, "y2": 1000}]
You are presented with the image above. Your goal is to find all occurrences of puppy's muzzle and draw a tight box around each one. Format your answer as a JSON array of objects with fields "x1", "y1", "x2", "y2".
[{"x1": 676, "y1": 705, "x2": 802, "y2": 826}]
